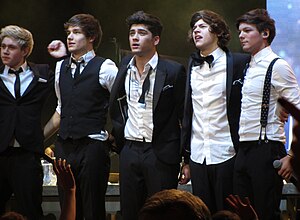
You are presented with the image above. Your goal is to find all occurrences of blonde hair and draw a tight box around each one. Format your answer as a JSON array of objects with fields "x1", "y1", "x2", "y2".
[{"x1": 0, "y1": 25, "x2": 34, "y2": 58}]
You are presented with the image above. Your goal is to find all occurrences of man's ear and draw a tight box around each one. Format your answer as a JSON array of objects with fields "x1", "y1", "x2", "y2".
[
  {"x1": 153, "y1": 36, "x2": 160, "y2": 46},
  {"x1": 89, "y1": 36, "x2": 95, "y2": 43},
  {"x1": 261, "y1": 30, "x2": 269, "y2": 39},
  {"x1": 21, "y1": 47, "x2": 29, "y2": 58}
]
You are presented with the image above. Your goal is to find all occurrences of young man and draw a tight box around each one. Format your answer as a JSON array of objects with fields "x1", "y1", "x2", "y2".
[
  {"x1": 180, "y1": 10, "x2": 250, "y2": 214},
  {"x1": 0, "y1": 25, "x2": 54, "y2": 219},
  {"x1": 235, "y1": 8, "x2": 300, "y2": 220},
  {"x1": 44, "y1": 14, "x2": 118, "y2": 220},
  {"x1": 109, "y1": 11, "x2": 186, "y2": 220}
]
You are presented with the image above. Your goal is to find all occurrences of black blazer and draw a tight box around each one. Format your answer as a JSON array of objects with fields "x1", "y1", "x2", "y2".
[
  {"x1": 181, "y1": 50, "x2": 250, "y2": 162},
  {"x1": 0, "y1": 63, "x2": 54, "y2": 154},
  {"x1": 109, "y1": 55, "x2": 186, "y2": 164}
]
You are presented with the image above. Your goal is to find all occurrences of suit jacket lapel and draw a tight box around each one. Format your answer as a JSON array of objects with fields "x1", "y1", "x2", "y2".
[
  {"x1": 226, "y1": 51, "x2": 233, "y2": 109},
  {"x1": 0, "y1": 65, "x2": 14, "y2": 97},
  {"x1": 153, "y1": 60, "x2": 167, "y2": 111}
]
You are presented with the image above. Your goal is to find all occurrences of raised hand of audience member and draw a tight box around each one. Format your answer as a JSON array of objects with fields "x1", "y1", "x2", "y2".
[
  {"x1": 226, "y1": 194, "x2": 258, "y2": 220},
  {"x1": 53, "y1": 159, "x2": 76, "y2": 220}
]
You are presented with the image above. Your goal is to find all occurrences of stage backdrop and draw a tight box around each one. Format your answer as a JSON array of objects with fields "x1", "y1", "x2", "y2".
[{"x1": 268, "y1": 0, "x2": 300, "y2": 151}]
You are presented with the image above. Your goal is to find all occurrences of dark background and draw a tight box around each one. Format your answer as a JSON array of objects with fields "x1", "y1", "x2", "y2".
[
  {"x1": 0, "y1": 0, "x2": 265, "y2": 67},
  {"x1": 0, "y1": 0, "x2": 265, "y2": 170}
]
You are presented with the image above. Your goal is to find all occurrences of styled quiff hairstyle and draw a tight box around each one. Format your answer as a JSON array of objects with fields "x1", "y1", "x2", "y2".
[
  {"x1": 126, "y1": 11, "x2": 163, "y2": 37},
  {"x1": 64, "y1": 14, "x2": 102, "y2": 50},
  {"x1": 236, "y1": 8, "x2": 275, "y2": 45},
  {"x1": 188, "y1": 10, "x2": 230, "y2": 51},
  {"x1": 0, "y1": 25, "x2": 34, "y2": 58}
]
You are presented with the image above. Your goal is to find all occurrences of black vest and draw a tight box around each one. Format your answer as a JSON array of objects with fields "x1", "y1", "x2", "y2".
[{"x1": 58, "y1": 56, "x2": 109, "y2": 140}]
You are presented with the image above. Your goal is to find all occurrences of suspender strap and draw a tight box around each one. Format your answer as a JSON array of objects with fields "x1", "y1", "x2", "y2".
[{"x1": 259, "y1": 57, "x2": 280, "y2": 143}]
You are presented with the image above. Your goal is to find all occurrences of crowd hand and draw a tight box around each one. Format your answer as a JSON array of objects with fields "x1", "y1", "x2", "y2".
[
  {"x1": 47, "y1": 40, "x2": 67, "y2": 58},
  {"x1": 178, "y1": 164, "x2": 191, "y2": 185},
  {"x1": 53, "y1": 158, "x2": 75, "y2": 191},
  {"x1": 226, "y1": 194, "x2": 258, "y2": 220},
  {"x1": 44, "y1": 146, "x2": 54, "y2": 158},
  {"x1": 278, "y1": 98, "x2": 300, "y2": 190}
]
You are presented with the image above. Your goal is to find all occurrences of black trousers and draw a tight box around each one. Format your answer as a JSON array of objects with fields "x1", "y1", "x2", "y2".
[
  {"x1": 234, "y1": 140, "x2": 286, "y2": 220},
  {"x1": 0, "y1": 147, "x2": 43, "y2": 220},
  {"x1": 119, "y1": 140, "x2": 180, "y2": 220},
  {"x1": 55, "y1": 137, "x2": 110, "y2": 220},
  {"x1": 189, "y1": 156, "x2": 235, "y2": 214}
]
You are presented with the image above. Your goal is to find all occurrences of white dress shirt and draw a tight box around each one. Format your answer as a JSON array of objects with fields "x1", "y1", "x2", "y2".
[
  {"x1": 124, "y1": 53, "x2": 158, "y2": 142},
  {"x1": 190, "y1": 48, "x2": 235, "y2": 165},
  {"x1": 1, "y1": 62, "x2": 33, "y2": 98},
  {"x1": 239, "y1": 46, "x2": 300, "y2": 143},
  {"x1": 54, "y1": 50, "x2": 118, "y2": 140}
]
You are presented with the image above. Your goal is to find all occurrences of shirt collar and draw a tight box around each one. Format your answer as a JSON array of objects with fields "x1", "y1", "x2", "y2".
[
  {"x1": 4, "y1": 61, "x2": 28, "y2": 75},
  {"x1": 252, "y1": 46, "x2": 273, "y2": 64},
  {"x1": 71, "y1": 50, "x2": 95, "y2": 64},
  {"x1": 128, "y1": 52, "x2": 159, "y2": 71},
  {"x1": 210, "y1": 47, "x2": 225, "y2": 63}
]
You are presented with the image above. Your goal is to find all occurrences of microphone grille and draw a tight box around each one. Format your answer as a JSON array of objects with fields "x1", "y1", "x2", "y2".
[{"x1": 273, "y1": 160, "x2": 282, "y2": 169}]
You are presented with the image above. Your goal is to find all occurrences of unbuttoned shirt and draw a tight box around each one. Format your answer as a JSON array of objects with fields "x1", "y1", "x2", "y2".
[
  {"x1": 54, "y1": 50, "x2": 118, "y2": 140},
  {"x1": 124, "y1": 53, "x2": 158, "y2": 142},
  {"x1": 190, "y1": 48, "x2": 235, "y2": 165},
  {"x1": 239, "y1": 46, "x2": 300, "y2": 143}
]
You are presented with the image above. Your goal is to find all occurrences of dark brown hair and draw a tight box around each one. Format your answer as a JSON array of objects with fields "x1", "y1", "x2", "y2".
[
  {"x1": 236, "y1": 8, "x2": 275, "y2": 45},
  {"x1": 188, "y1": 10, "x2": 230, "y2": 51},
  {"x1": 64, "y1": 14, "x2": 102, "y2": 50},
  {"x1": 126, "y1": 11, "x2": 163, "y2": 37}
]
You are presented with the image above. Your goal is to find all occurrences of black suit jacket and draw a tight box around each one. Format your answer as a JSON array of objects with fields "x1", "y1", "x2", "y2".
[
  {"x1": 181, "y1": 50, "x2": 250, "y2": 162},
  {"x1": 0, "y1": 63, "x2": 54, "y2": 154},
  {"x1": 109, "y1": 55, "x2": 186, "y2": 164}
]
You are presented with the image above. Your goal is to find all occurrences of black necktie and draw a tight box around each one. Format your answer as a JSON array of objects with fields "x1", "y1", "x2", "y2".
[
  {"x1": 9, "y1": 68, "x2": 22, "y2": 99},
  {"x1": 191, "y1": 52, "x2": 214, "y2": 67},
  {"x1": 72, "y1": 59, "x2": 84, "y2": 79},
  {"x1": 138, "y1": 68, "x2": 152, "y2": 104}
]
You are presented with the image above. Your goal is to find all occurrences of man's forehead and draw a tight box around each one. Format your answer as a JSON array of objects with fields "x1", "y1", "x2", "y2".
[
  {"x1": 130, "y1": 24, "x2": 149, "y2": 31},
  {"x1": 67, "y1": 26, "x2": 83, "y2": 31},
  {"x1": 1, "y1": 36, "x2": 19, "y2": 46}
]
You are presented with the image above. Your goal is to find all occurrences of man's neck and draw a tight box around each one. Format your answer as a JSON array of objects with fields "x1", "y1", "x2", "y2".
[{"x1": 134, "y1": 52, "x2": 156, "y2": 75}]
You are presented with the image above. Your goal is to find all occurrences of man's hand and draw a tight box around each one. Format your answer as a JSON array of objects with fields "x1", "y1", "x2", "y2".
[
  {"x1": 47, "y1": 40, "x2": 67, "y2": 58},
  {"x1": 178, "y1": 164, "x2": 191, "y2": 185},
  {"x1": 53, "y1": 158, "x2": 75, "y2": 191},
  {"x1": 45, "y1": 146, "x2": 55, "y2": 158}
]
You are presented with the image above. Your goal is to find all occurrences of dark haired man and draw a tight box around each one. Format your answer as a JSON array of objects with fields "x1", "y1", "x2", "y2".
[
  {"x1": 44, "y1": 14, "x2": 118, "y2": 220},
  {"x1": 235, "y1": 8, "x2": 300, "y2": 219},
  {"x1": 181, "y1": 10, "x2": 250, "y2": 214},
  {"x1": 109, "y1": 11, "x2": 186, "y2": 220}
]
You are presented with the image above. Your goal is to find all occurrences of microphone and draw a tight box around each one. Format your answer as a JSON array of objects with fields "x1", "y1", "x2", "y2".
[{"x1": 273, "y1": 159, "x2": 298, "y2": 187}]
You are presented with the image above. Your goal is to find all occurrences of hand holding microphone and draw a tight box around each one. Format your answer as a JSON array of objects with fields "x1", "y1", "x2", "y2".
[{"x1": 273, "y1": 159, "x2": 298, "y2": 187}]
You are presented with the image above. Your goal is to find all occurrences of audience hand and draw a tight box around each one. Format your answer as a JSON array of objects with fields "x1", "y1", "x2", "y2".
[
  {"x1": 226, "y1": 194, "x2": 258, "y2": 220},
  {"x1": 47, "y1": 40, "x2": 67, "y2": 58},
  {"x1": 53, "y1": 158, "x2": 75, "y2": 191}
]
